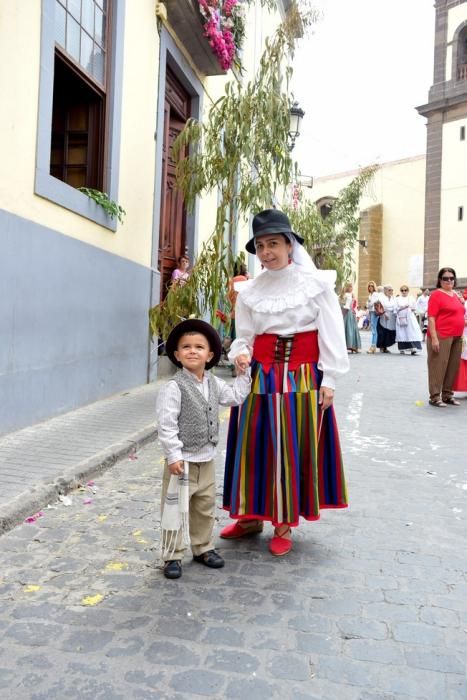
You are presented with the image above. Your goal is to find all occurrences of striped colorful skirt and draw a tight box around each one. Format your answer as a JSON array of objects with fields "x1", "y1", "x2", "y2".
[{"x1": 223, "y1": 331, "x2": 348, "y2": 527}]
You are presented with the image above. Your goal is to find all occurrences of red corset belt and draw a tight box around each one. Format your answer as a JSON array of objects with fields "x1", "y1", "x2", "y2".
[{"x1": 252, "y1": 331, "x2": 319, "y2": 373}]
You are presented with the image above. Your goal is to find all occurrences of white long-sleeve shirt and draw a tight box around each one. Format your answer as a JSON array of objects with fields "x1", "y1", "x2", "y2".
[
  {"x1": 367, "y1": 291, "x2": 380, "y2": 312},
  {"x1": 415, "y1": 294, "x2": 429, "y2": 315},
  {"x1": 228, "y1": 263, "x2": 349, "y2": 390},
  {"x1": 156, "y1": 367, "x2": 251, "y2": 465}
]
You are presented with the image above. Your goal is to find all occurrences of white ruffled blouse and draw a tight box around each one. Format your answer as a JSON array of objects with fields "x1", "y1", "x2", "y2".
[{"x1": 228, "y1": 263, "x2": 349, "y2": 390}]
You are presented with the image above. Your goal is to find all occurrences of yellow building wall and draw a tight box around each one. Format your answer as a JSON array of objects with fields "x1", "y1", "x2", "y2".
[
  {"x1": 439, "y1": 118, "x2": 467, "y2": 277},
  {"x1": 0, "y1": 0, "x2": 160, "y2": 268},
  {"x1": 307, "y1": 157, "x2": 426, "y2": 293},
  {"x1": 378, "y1": 158, "x2": 425, "y2": 290}
]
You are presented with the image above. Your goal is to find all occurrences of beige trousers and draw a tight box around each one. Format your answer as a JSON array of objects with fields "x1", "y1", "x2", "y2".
[
  {"x1": 427, "y1": 335, "x2": 463, "y2": 401},
  {"x1": 161, "y1": 459, "x2": 216, "y2": 561}
]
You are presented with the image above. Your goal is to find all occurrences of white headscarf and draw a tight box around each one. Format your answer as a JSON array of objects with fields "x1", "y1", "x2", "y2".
[{"x1": 284, "y1": 233, "x2": 336, "y2": 287}]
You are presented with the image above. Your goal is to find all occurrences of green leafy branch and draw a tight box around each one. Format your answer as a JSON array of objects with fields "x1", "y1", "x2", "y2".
[
  {"x1": 284, "y1": 165, "x2": 378, "y2": 287},
  {"x1": 150, "y1": 3, "x2": 315, "y2": 342},
  {"x1": 78, "y1": 187, "x2": 126, "y2": 224}
]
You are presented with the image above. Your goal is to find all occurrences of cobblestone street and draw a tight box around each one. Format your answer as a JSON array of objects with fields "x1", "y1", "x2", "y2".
[{"x1": 0, "y1": 337, "x2": 466, "y2": 700}]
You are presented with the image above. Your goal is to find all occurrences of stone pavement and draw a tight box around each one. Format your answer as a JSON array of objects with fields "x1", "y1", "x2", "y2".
[
  {"x1": 0, "y1": 334, "x2": 466, "y2": 699},
  {"x1": 0, "y1": 383, "x2": 159, "y2": 532}
]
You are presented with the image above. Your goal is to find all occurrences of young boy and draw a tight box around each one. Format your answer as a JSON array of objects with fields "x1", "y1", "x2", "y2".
[{"x1": 156, "y1": 319, "x2": 251, "y2": 579}]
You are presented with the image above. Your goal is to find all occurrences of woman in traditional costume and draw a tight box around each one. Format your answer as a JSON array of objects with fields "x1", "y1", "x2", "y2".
[
  {"x1": 221, "y1": 209, "x2": 349, "y2": 556},
  {"x1": 376, "y1": 284, "x2": 397, "y2": 353},
  {"x1": 340, "y1": 282, "x2": 362, "y2": 353}
]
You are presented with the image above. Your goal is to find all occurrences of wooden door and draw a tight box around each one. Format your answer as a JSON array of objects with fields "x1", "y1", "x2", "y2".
[{"x1": 158, "y1": 69, "x2": 191, "y2": 298}]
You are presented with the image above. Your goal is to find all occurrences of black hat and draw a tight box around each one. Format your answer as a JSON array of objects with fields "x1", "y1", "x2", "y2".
[
  {"x1": 165, "y1": 319, "x2": 222, "y2": 370},
  {"x1": 245, "y1": 209, "x2": 304, "y2": 254}
]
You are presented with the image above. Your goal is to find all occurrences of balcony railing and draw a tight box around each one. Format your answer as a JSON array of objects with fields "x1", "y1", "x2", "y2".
[{"x1": 457, "y1": 63, "x2": 467, "y2": 80}]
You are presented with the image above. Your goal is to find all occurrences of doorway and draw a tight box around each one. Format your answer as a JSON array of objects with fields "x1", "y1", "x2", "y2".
[{"x1": 158, "y1": 68, "x2": 191, "y2": 299}]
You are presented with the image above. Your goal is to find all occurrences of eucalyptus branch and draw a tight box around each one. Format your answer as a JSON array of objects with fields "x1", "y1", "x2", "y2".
[
  {"x1": 284, "y1": 165, "x2": 378, "y2": 286},
  {"x1": 150, "y1": 3, "x2": 316, "y2": 343}
]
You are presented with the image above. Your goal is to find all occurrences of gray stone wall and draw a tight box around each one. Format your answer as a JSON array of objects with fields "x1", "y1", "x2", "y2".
[{"x1": 0, "y1": 210, "x2": 151, "y2": 436}]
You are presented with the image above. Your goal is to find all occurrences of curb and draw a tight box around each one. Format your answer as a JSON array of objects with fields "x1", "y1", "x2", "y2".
[{"x1": 0, "y1": 424, "x2": 158, "y2": 535}]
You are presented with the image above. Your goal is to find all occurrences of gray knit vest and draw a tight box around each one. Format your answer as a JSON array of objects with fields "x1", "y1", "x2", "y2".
[{"x1": 172, "y1": 370, "x2": 220, "y2": 453}]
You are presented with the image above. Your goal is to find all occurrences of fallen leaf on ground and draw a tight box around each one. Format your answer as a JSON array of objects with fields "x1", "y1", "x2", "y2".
[
  {"x1": 81, "y1": 594, "x2": 104, "y2": 606},
  {"x1": 105, "y1": 561, "x2": 129, "y2": 572}
]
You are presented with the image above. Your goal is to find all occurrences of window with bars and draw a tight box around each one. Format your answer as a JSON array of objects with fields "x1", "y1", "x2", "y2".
[{"x1": 50, "y1": 0, "x2": 110, "y2": 190}]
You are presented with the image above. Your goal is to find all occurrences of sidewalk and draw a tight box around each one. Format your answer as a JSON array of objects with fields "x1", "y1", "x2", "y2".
[{"x1": 0, "y1": 382, "x2": 160, "y2": 533}]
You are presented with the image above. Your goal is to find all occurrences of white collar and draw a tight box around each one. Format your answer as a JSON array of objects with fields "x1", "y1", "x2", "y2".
[{"x1": 239, "y1": 263, "x2": 334, "y2": 314}]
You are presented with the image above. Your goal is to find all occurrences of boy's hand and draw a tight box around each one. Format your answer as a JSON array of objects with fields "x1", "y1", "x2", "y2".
[{"x1": 169, "y1": 460, "x2": 184, "y2": 476}]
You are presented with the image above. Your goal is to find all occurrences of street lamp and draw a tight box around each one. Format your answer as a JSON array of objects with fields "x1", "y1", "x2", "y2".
[{"x1": 288, "y1": 101, "x2": 305, "y2": 152}]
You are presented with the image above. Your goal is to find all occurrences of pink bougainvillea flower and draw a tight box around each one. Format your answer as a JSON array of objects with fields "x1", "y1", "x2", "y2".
[
  {"x1": 199, "y1": 0, "x2": 240, "y2": 71},
  {"x1": 24, "y1": 511, "x2": 44, "y2": 524}
]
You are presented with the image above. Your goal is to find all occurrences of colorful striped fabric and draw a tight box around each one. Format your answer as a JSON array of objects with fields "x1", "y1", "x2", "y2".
[{"x1": 223, "y1": 335, "x2": 348, "y2": 527}]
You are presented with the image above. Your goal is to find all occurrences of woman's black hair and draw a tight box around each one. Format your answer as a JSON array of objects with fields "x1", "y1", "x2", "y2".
[{"x1": 436, "y1": 267, "x2": 456, "y2": 288}]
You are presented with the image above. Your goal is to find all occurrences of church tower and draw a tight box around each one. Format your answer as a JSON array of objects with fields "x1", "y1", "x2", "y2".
[{"x1": 418, "y1": 0, "x2": 467, "y2": 287}]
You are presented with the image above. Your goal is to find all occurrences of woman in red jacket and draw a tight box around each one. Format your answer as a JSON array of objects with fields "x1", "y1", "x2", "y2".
[{"x1": 427, "y1": 267, "x2": 465, "y2": 407}]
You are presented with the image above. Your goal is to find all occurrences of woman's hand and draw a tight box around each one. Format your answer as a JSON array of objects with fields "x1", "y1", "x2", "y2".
[
  {"x1": 168, "y1": 460, "x2": 184, "y2": 476},
  {"x1": 319, "y1": 386, "x2": 334, "y2": 410},
  {"x1": 234, "y1": 354, "x2": 250, "y2": 373},
  {"x1": 427, "y1": 317, "x2": 439, "y2": 352}
]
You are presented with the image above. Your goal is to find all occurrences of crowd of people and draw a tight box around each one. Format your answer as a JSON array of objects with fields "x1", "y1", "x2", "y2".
[
  {"x1": 341, "y1": 271, "x2": 467, "y2": 404},
  {"x1": 158, "y1": 211, "x2": 467, "y2": 579},
  {"x1": 340, "y1": 280, "x2": 425, "y2": 356}
]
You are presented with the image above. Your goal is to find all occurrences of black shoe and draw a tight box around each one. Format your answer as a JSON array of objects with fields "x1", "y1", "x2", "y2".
[
  {"x1": 193, "y1": 549, "x2": 225, "y2": 568},
  {"x1": 163, "y1": 560, "x2": 182, "y2": 579}
]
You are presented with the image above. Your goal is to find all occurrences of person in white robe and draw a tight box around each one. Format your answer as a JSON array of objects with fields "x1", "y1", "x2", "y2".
[{"x1": 395, "y1": 285, "x2": 423, "y2": 355}]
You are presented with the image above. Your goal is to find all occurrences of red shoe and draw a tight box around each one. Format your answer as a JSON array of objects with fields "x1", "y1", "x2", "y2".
[
  {"x1": 268, "y1": 527, "x2": 292, "y2": 556},
  {"x1": 220, "y1": 520, "x2": 263, "y2": 539}
]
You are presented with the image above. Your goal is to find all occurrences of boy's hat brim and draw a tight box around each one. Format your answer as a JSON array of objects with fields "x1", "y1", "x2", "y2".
[
  {"x1": 165, "y1": 319, "x2": 222, "y2": 370},
  {"x1": 245, "y1": 208, "x2": 304, "y2": 254}
]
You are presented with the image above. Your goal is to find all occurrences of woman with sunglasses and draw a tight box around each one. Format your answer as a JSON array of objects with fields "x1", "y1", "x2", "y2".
[
  {"x1": 427, "y1": 267, "x2": 465, "y2": 407},
  {"x1": 394, "y1": 285, "x2": 423, "y2": 355}
]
